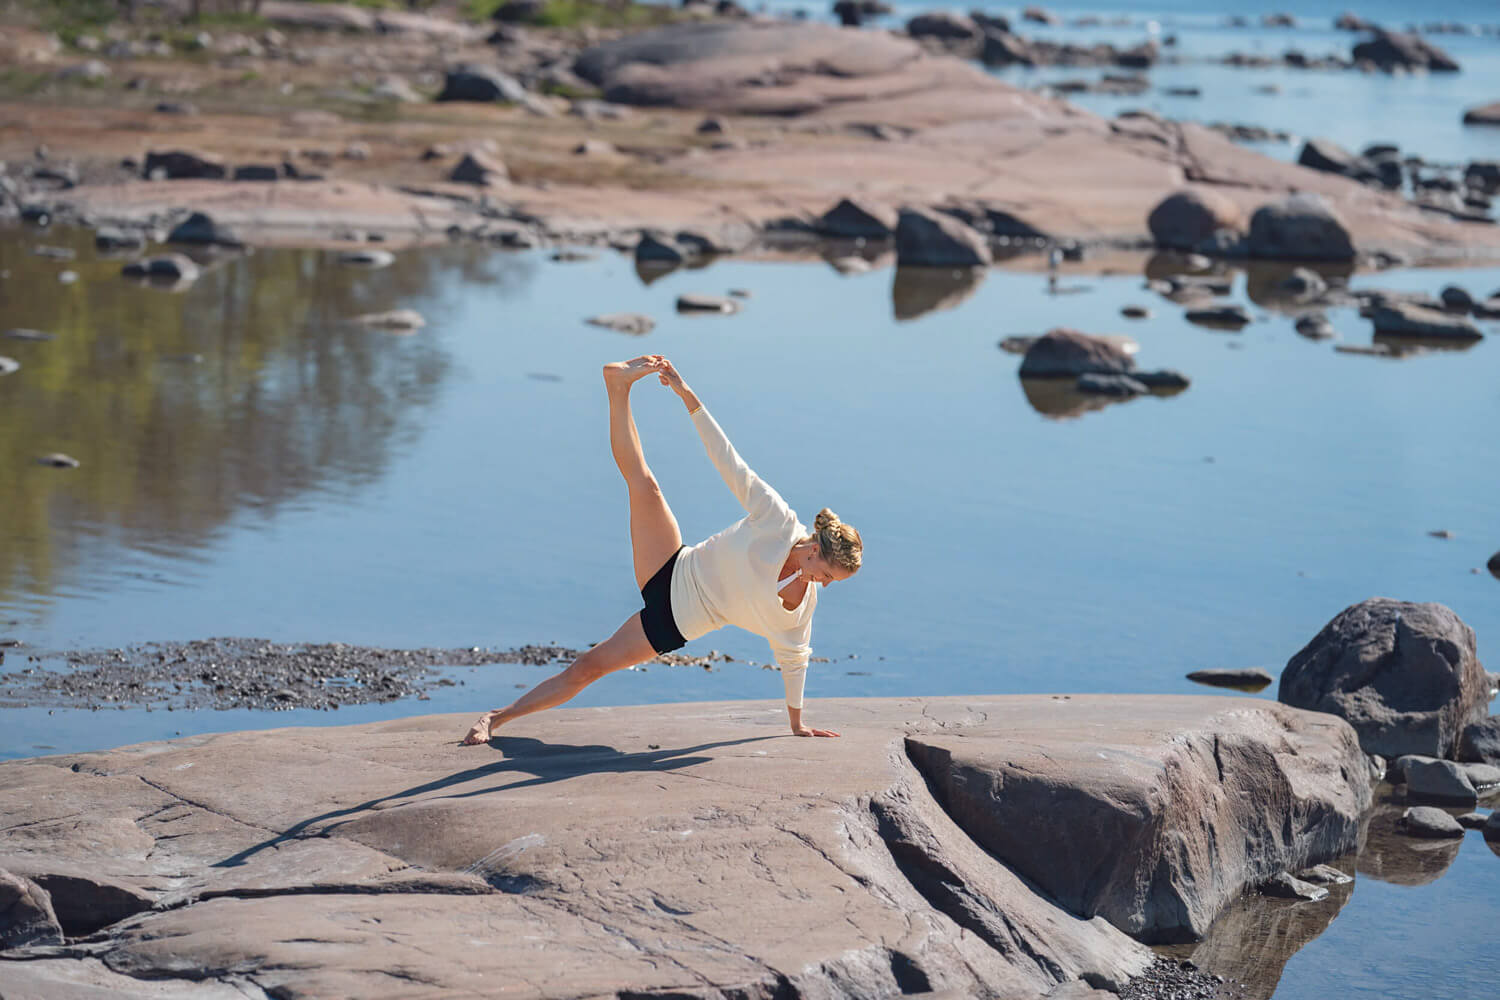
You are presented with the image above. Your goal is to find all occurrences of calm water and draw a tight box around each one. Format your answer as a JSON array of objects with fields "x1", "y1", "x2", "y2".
[
  {"x1": 1, "y1": 218, "x2": 1499, "y2": 991},
  {"x1": 778, "y1": 0, "x2": 1500, "y2": 168}
]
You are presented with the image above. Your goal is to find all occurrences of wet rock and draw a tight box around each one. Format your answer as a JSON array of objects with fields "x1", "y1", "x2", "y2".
[
  {"x1": 1296, "y1": 313, "x2": 1337, "y2": 339},
  {"x1": 1459, "y1": 716, "x2": 1500, "y2": 763},
  {"x1": 143, "y1": 150, "x2": 228, "y2": 181},
  {"x1": 1278, "y1": 598, "x2": 1491, "y2": 758},
  {"x1": 1146, "y1": 188, "x2": 1246, "y2": 253},
  {"x1": 35, "y1": 454, "x2": 80, "y2": 469},
  {"x1": 1298, "y1": 138, "x2": 1383, "y2": 185},
  {"x1": 0, "y1": 357, "x2": 18, "y2": 376},
  {"x1": 635, "y1": 232, "x2": 687, "y2": 266},
  {"x1": 94, "y1": 227, "x2": 146, "y2": 252},
  {"x1": 1248, "y1": 194, "x2": 1356, "y2": 261},
  {"x1": 894, "y1": 208, "x2": 991, "y2": 267},
  {"x1": 1296, "y1": 863, "x2": 1353, "y2": 885},
  {"x1": 1457, "y1": 812, "x2": 1487, "y2": 829},
  {"x1": 449, "y1": 151, "x2": 508, "y2": 187},
  {"x1": 1398, "y1": 806, "x2": 1465, "y2": 838},
  {"x1": 1369, "y1": 303, "x2": 1483, "y2": 340},
  {"x1": 1184, "y1": 305, "x2": 1251, "y2": 329},
  {"x1": 1260, "y1": 872, "x2": 1328, "y2": 901},
  {"x1": 676, "y1": 294, "x2": 739, "y2": 314},
  {"x1": 167, "y1": 211, "x2": 242, "y2": 247},
  {"x1": 1440, "y1": 286, "x2": 1475, "y2": 313},
  {"x1": 436, "y1": 65, "x2": 528, "y2": 103},
  {"x1": 1121, "y1": 305, "x2": 1150, "y2": 319},
  {"x1": 348, "y1": 310, "x2": 425, "y2": 332},
  {"x1": 1336, "y1": 12, "x2": 1373, "y2": 31},
  {"x1": 1132, "y1": 369, "x2": 1190, "y2": 390},
  {"x1": 1278, "y1": 267, "x2": 1328, "y2": 300},
  {"x1": 1186, "y1": 667, "x2": 1274, "y2": 689},
  {"x1": 121, "y1": 254, "x2": 200, "y2": 284},
  {"x1": 585, "y1": 313, "x2": 655, "y2": 335},
  {"x1": 1466, "y1": 103, "x2": 1500, "y2": 126},
  {"x1": 817, "y1": 197, "x2": 897, "y2": 239},
  {"x1": 1404, "y1": 758, "x2": 1478, "y2": 806},
  {"x1": 0, "y1": 869, "x2": 61, "y2": 949},
  {"x1": 1018, "y1": 328, "x2": 1136, "y2": 377},
  {"x1": 338, "y1": 249, "x2": 395, "y2": 268},
  {"x1": 1465, "y1": 762, "x2": 1500, "y2": 790},
  {"x1": 1076, "y1": 373, "x2": 1147, "y2": 396},
  {"x1": 1353, "y1": 29, "x2": 1459, "y2": 73}
]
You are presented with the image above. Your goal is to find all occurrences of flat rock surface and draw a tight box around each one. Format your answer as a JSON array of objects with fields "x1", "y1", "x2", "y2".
[{"x1": 0, "y1": 695, "x2": 1372, "y2": 999}]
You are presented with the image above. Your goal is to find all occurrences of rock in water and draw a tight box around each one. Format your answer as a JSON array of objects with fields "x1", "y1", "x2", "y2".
[
  {"x1": 1018, "y1": 328, "x2": 1136, "y2": 377},
  {"x1": 1076, "y1": 373, "x2": 1147, "y2": 396},
  {"x1": 1403, "y1": 758, "x2": 1478, "y2": 806},
  {"x1": 338, "y1": 249, "x2": 395, "y2": 268},
  {"x1": 167, "y1": 212, "x2": 241, "y2": 247},
  {"x1": 1186, "y1": 667, "x2": 1274, "y2": 689},
  {"x1": 1487, "y1": 811, "x2": 1500, "y2": 841},
  {"x1": 1398, "y1": 806, "x2": 1465, "y2": 838},
  {"x1": 1259, "y1": 873, "x2": 1329, "y2": 901},
  {"x1": 586, "y1": 313, "x2": 655, "y2": 335},
  {"x1": 1489, "y1": 551, "x2": 1500, "y2": 579},
  {"x1": 1248, "y1": 194, "x2": 1356, "y2": 260},
  {"x1": 1184, "y1": 305, "x2": 1251, "y2": 329},
  {"x1": 818, "y1": 197, "x2": 898, "y2": 239},
  {"x1": 143, "y1": 149, "x2": 227, "y2": 180},
  {"x1": 1296, "y1": 863, "x2": 1353, "y2": 885},
  {"x1": 121, "y1": 254, "x2": 200, "y2": 284},
  {"x1": 35, "y1": 453, "x2": 80, "y2": 468},
  {"x1": 676, "y1": 294, "x2": 739, "y2": 314},
  {"x1": 1459, "y1": 716, "x2": 1500, "y2": 764},
  {"x1": 894, "y1": 208, "x2": 991, "y2": 267},
  {"x1": 1368, "y1": 303, "x2": 1483, "y2": 340},
  {"x1": 1464, "y1": 102, "x2": 1500, "y2": 126},
  {"x1": 1278, "y1": 598, "x2": 1491, "y2": 758}
]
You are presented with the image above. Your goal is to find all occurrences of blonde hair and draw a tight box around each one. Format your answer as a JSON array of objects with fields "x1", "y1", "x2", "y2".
[{"x1": 813, "y1": 508, "x2": 862, "y2": 574}]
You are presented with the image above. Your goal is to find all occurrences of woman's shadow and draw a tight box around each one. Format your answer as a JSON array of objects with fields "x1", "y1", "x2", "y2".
[{"x1": 213, "y1": 733, "x2": 778, "y2": 869}]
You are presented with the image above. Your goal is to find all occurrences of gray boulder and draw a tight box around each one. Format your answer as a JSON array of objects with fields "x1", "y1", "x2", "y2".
[
  {"x1": 1146, "y1": 188, "x2": 1246, "y2": 252},
  {"x1": 1369, "y1": 303, "x2": 1483, "y2": 340},
  {"x1": 1247, "y1": 194, "x2": 1356, "y2": 261},
  {"x1": 436, "y1": 65, "x2": 528, "y2": 103},
  {"x1": 1458, "y1": 716, "x2": 1500, "y2": 764},
  {"x1": 1278, "y1": 598, "x2": 1492, "y2": 758},
  {"x1": 1398, "y1": 806, "x2": 1465, "y2": 838},
  {"x1": 1456, "y1": 812, "x2": 1487, "y2": 830},
  {"x1": 1018, "y1": 329, "x2": 1136, "y2": 378},
  {"x1": 0, "y1": 869, "x2": 61, "y2": 949},
  {"x1": 166, "y1": 212, "x2": 241, "y2": 246},
  {"x1": 817, "y1": 197, "x2": 898, "y2": 239},
  {"x1": 894, "y1": 208, "x2": 991, "y2": 267},
  {"x1": 1403, "y1": 758, "x2": 1477, "y2": 806},
  {"x1": 1465, "y1": 762, "x2": 1500, "y2": 791},
  {"x1": 1439, "y1": 286, "x2": 1474, "y2": 313}
]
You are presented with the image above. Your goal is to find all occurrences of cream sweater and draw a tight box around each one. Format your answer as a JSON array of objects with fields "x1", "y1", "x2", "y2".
[{"x1": 670, "y1": 407, "x2": 817, "y2": 708}]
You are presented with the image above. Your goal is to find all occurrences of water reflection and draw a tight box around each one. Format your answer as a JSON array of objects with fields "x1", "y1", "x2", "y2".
[
  {"x1": 891, "y1": 265, "x2": 985, "y2": 321},
  {"x1": 0, "y1": 226, "x2": 536, "y2": 608},
  {"x1": 1356, "y1": 790, "x2": 1464, "y2": 887}
]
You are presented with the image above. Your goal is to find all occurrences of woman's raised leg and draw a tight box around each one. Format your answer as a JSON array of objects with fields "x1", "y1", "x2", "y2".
[
  {"x1": 460, "y1": 613, "x2": 657, "y2": 744},
  {"x1": 602, "y1": 357, "x2": 683, "y2": 590}
]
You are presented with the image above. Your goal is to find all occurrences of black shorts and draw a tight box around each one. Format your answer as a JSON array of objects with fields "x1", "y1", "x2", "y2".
[{"x1": 640, "y1": 546, "x2": 687, "y2": 655}]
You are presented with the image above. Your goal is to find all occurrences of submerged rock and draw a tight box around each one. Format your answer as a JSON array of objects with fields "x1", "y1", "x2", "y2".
[{"x1": 1278, "y1": 598, "x2": 1491, "y2": 758}]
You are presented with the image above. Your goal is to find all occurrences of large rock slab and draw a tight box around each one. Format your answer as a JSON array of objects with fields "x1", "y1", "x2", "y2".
[
  {"x1": 0, "y1": 696, "x2": 1372, "y2": 996},
  {"x1": 1279, "y1": 599, "x2": 1491, "y2": 758}
]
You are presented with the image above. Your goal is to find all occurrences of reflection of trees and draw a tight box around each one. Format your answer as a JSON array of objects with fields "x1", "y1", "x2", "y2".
[{"x1": 0, "y1": 229, "x2": 536, "y2": 605}]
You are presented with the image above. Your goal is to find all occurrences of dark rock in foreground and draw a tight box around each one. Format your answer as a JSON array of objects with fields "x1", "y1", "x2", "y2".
[
  {"x1": 1279, "y1": 598, "x2": 1491, "y2": 758},
  {"x1": 0, "y1": 696, "x2": 1373, "y2": 996}
]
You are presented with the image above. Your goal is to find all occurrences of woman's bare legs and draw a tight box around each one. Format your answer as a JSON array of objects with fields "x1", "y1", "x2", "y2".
[
  {"x1": 460, "y1": 614, "x2": 657, "y2": 745},
  {"x1": 459, "y1": 357, "x2": 681, "y2": 745}
]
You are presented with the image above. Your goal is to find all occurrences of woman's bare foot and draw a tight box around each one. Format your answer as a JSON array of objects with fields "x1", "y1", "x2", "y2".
[
  {"x1": 602, "y1": 356, "x2": 662, "y2": 391},
  {"x1": 460, "y1": 712, "x2": 498, "y2": 746}
]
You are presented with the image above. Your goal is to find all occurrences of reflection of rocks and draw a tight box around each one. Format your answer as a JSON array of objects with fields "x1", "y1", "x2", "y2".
[
  {"x1": 891, "y1": 264, "x2": 984, "y2": 321},
  {"x1": 1165, "y1": 870, "x2": 1353, "y2": 1000},
  {"x1": 1358, "y1": 793, "x2": 1462, "y2": 886},
  {"x1": 1279, "y1": 599, "x2": 1491, "y2": 758},
  {"x1": 1244, "y1": 259, "x2": 1353, "y2": 311}
]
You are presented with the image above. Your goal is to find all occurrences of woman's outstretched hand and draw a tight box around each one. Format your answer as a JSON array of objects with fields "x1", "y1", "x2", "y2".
[
  {"x1": 649, "y1": 355, "x2": 702, "y2": 414},
  {"x1": 792, "y1": 725, "x2": 841, "y2": 738}
]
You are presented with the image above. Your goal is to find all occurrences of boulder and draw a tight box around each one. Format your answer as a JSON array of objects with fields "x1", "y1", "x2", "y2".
[
  {"x1": 1278, "y1": 598, "x2": 1491, "y2": 758},
  {"x1": 906, "y1": 12, "x2": 980, "y2": 41},
  {"x1": 1259, "y1": 873, "x2": 1328, "y2": 902},
  {"x1": 1403, "y1": 758, "x2": 1478, "y2": 806},
  {"x1": 1248, "y1": 195, "x2": 1356, "y2": 261},
  {"x1": 1298, "y1": 138, "x2": 1380, "y2": 184},
  {"x1": 1457, "y1": 812, "x2": 1486, "y2": 829},
  {"x1": 1184, "y1": 305, "x2": 1251, "y2": 329},
  {"x1": 166, "y1": 212, "x2": 241, "y2": 247},
  {"x1": 1186, "y1": 667, "x2": 1274, "y2": 689},
  {"x1": 1458, "y1": 716, "x2": 1500, "y2": 764},
  {"x1": 449, "y1": 152, "x2": 508, "y2": 187},
  {"x1": 1398, "y1": 806, "x2": 1465, "y2": 838},
  {"x1": 1018, "y1": 329, "x2": 1136, "y2": 378},
  {"x1": 1439, "y1": 286, "x2": 1474, "y2": 313},
  {"x1": 1075, "y1": 373, "x2": 1146, "y2": 396},
  {"x1": 894, "y1": 208, "x2": 991, "y2": 267},
  {"x1": 1146, "y1": 189, "x2": 1246, "y2": 252},
  {"x1": 1369, "y1": 303, "x2": 1483, "y2": 340},
  {"x1": 436, "y1": 65, "x2": 529, "y2": 103},
  {"x1": 1465, "y1": 762, "x2": 1500, "y2": 790},
  {"x1": 1465, "y1": 103, "x2": 1500, "y2": 127},
  {"x1": 143, "y1": 150, "x2": 227, "y2": 180},
  {"x1": 0, "y1": 869, "x2": 61, "y2": 949},
  {"x1": 817, "y1": 197, "x2": 898, "y2": 239},
  {"x1": 1352, "y1": 29, "x2": 1459, "y2": 72},
  {"x1": 1295, "y1": 313, "x2": 1336, "y2": 339}
]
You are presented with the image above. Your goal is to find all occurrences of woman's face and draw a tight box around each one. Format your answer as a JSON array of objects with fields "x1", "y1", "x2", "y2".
[{"x1": 807, "y1": 551, "x2": 856, "y2": 587}]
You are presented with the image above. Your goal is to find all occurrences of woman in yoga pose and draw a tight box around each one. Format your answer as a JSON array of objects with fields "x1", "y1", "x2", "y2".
[{"x1": 461, "y1": 355, "x2": 861, "y2": 746}]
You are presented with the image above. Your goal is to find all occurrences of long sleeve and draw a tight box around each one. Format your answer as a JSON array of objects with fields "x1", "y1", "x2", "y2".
[
  {"x1": 769, "y1": 634, "x2": 811, "y2": 709},
  {"x1": 691, "y1": 407, "x2": 791, "y2": 524}
]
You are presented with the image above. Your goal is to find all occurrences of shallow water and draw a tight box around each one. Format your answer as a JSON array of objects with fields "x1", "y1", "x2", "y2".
[{"x1": 1, "y1": 224, "x2": 1499, "y2": 996}]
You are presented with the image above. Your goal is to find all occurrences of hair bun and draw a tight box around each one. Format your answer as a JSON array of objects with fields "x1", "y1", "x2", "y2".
[{"x1": 814, "y1": 507, "x2": 841, "y2": 533}]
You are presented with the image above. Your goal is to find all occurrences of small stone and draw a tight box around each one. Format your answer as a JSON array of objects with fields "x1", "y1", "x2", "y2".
[
  {"x1": 676, "y1": 294, "x2": 739, "y2": 314},
  {"x1": 121, "y1": 254, "x2": 200, "y2": 284},
  {"x1": 4, "y1": 329, "x2": 52, "y2": 342},
  {"x1": 1295, "y1": 313, "x2": 1336, "y2": 339},
  {"x1": 1400, "y1": 805, "x2": 1465, "y2": 838},
  {"x1": 36, "y1": 453, "x2": 80, "y2": 469},
  {"x1": 1075, "y1": 373, "x2": 1148, "y2": 396},
  {"x1": 1185, "y1": 304, "x2": 1251, "y2": 329},
  {"x1": 1295, "y1": 863, "x2": 1353, "y2": 885},
  {"x1": 1121, "y1": 305, "x2": 1151, "y2": 318},
  {"x1": 57, "y1": 271, "x2": 78, "y2": 285},
  {"x1": 1260, "y1": 872, "x2": 1329, "y2": 901},
  {"x1": 95, "y1": 227, "x2": 146, "y2": 252}
]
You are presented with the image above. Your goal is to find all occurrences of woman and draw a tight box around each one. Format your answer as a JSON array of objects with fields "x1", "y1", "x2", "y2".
[{"x1": 461, "y1": 355, "x2": 861, "y2": 746}]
